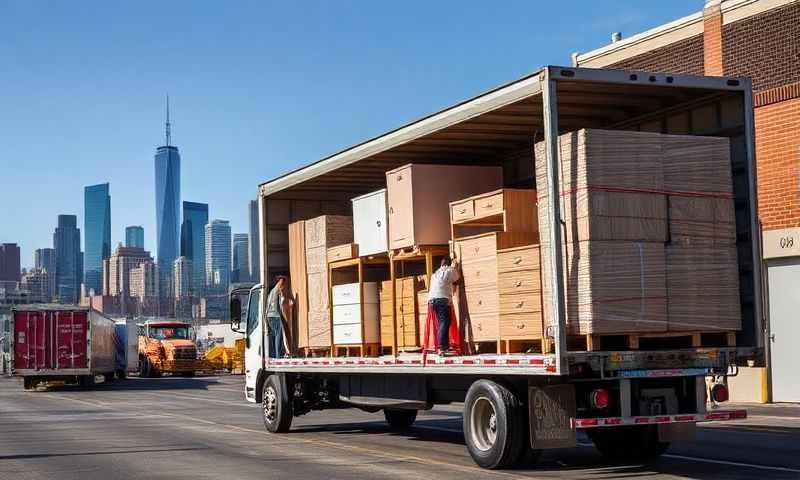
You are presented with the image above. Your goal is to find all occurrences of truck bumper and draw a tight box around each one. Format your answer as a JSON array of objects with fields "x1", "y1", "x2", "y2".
[{"x1": 575, "y1": 409, "x2": 747, "y2": 428}]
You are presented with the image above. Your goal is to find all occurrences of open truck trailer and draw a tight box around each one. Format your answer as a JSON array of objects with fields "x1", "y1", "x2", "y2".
[{"x1": 232, "y1": 66, "x2": 762, "y2": 469}]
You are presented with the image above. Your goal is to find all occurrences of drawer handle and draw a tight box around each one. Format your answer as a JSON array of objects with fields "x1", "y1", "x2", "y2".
[
  {"x1": 513, "y1": 256, "x2": 523, "y2": 265},
  {"x1": 397, "y1": 175, "x2": 403, "y2": 181},
  {"x1": 477, "y1": 299, "x2": 483, "y2": 305},
  {"x1": 516, "y1": 323, "x2": 526, "y2": 330},
  {"x1": 376, "y1": 220, "x2": 382, "y2": 227},
  {"x1": 516, "y1": 301, "x2": 525, "y2": 308},
  {"x1": 458, "y1": 208, "x2": 467, "y2": 214},
  {"x1": 483, "y1": 202, "x2": 494, "y2": 208},
  {"x1": 515, "y1": 280, "x2": 523, "y2": 287}
]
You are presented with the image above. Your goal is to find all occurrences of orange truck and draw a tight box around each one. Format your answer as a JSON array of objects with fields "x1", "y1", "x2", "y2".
[{"x1": 138, "y1": 320, "x2": 198, "y2": 377}]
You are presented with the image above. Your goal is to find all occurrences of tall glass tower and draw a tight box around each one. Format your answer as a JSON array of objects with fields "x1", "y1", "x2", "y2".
[
  {"x1": 53, "y1": 214, "x2": 81, "y2": 304},
  {"x1": 181, "y1": 201, "x2": 208, "y2": 295},
  {"x1": 84, "y1": 183, "x2": 111, "y2": 295},
  {"x1": 155, "y1": 97, "x2": 181, "y2": 298},
  {"x1": 125, "y1": 226, "x2": 144, "y2": 248},
  {"x1": 232, "y1": 233, "x2": 249, "y2": 283},
  {"x1": 205, "y1": 220, "x2": 231, "y2": 293}
]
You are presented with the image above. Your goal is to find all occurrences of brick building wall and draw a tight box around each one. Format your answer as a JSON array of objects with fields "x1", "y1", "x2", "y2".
[
  {"x1": 595, "y1": 1, "x2": 800, "y2": 232},
  {"x1": 608, "y1": 34, "x2": 704, "y2": 75},
  {"x1": 723, "y1": 3, "x2": 800, "y2": 91}
]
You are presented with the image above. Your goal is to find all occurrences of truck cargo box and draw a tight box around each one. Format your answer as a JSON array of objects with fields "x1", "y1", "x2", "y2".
[{"x1": 11, "y1": 305, "x2": 116, "y2": 378}]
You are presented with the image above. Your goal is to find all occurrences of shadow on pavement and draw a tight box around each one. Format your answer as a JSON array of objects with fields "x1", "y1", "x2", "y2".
[
  {"x1": 0, "y1": 446, "x2": 206, "y2": 461},
  {"x1": 40, "y1": 376, "x2": 222, "y2": 392}
]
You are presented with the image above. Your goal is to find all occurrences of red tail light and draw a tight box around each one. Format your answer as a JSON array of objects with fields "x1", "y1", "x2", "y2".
[
  {"x1": 710, "y1": 383, "x2": 729, "y2": 403},
  {"x1": 590, "y1": 389, "x2": 610, "y2": 409}
]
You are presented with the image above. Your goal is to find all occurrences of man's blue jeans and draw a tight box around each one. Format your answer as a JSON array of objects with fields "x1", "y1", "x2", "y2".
[{"x1": 430, "y1": 298, "x2": 450, "y2": 350}]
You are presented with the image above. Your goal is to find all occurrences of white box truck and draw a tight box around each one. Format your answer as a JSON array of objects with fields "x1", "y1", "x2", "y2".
[{"x1": 231, "y1": 66, "x2": 759, "y2": 469}]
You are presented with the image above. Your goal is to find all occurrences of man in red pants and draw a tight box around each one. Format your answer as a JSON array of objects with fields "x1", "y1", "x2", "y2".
[{"x1": 428, "y1": 256, "x2": 460, "y2": 356}]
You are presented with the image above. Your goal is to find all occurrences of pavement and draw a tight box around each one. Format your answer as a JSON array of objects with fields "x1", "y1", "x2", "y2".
[{"x1": 0, "y1": 375, "x2": 798, "y2": 480}]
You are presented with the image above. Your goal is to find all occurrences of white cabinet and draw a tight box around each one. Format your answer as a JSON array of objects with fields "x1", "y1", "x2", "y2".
[
  {"x1": 332, "y1": 281, "x2": 380, "y2": 345},
  {"x1": 352, "y1": 189, "x2": 388, "y2": 256}
]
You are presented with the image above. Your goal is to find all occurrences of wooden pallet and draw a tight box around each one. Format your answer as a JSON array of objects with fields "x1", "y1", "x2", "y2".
[
  {"x1": 499, "y1": 338, "x2": 549, "y2": 354},
  {"x1": 333, "y1": 343, "x2": 381, "y2": 358},
  {"x1": 299, "y1": 347, "x2": 332, "y2": 358},
  {"x1": 548, "y1": 331, "x2": 737, "y2": 352}
]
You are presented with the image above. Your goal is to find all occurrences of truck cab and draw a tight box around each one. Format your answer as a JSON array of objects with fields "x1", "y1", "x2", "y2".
[{"x1": 138, "y1": 320, "x2": 198, "y2": 377}]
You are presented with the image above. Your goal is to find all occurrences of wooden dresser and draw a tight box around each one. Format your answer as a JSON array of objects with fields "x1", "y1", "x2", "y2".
[{"x1": 332, "y1": 282, "x2": 380, "y2": 346}]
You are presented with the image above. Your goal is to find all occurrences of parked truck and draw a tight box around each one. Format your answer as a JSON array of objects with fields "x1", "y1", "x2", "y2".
[
  {"x1": 231, "y1": 66, "x2": 760, "y2": 469},
  {"x1": 138, "y1": 320, "x2": 198, "y2": 377},
  {"x1": 10, "y1": 305, "x2": 117, "y2": 390}
]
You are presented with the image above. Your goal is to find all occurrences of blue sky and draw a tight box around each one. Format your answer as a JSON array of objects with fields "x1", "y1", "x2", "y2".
[{"x1": 0, "y1": 0, "x2": 700, "y2": 268}]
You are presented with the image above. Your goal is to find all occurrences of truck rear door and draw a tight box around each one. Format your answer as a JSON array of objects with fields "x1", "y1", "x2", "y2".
[
  {"x1": 13, "y1": 311, "x2": 50, "y2": 370},
  {"x1": 55, "y1": 311, "x2": 88, "y2": 369}
]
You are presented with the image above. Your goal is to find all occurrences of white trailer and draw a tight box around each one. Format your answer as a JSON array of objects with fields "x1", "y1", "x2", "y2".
[{"x1": 232, "y1": 66, "x2": 760, "y2": 469}]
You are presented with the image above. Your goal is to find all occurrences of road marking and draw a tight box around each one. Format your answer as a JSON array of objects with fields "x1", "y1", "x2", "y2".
[{"x1": 661, "y1": 454, "x2": 800, "y2": 474}]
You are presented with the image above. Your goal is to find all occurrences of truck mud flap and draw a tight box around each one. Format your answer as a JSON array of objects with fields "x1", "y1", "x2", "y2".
[{"x1": 528, "y1": 384, "x2": 576, "y2": 449}]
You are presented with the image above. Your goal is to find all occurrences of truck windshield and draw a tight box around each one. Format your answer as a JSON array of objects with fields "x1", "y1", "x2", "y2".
[{"x1": 150, "y1": 326, "x2": 191, "y2": 340}]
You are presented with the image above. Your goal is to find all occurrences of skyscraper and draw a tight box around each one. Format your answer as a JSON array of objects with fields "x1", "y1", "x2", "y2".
[
  {"x1": 34, "y1": 247, "x2": 56, "y2": 301},
  {"x1": 173, "y1": 256, "x2": 193, "y2": 298},
  {"x1": 180, "y1": 201, "x2": 208, "y2": 295},
  {"x1": 53, "y1": 215, "x2": 81, "y2": 304},
  {"x1": 232, "y1": 233, "x2": 249, "y2": 283},
  {"x1": 205, "y1": 220, "x2": 231, "y2": 293},
  {"x1": 155, "y1": 96, "x2": 181, "y2": 299},
  {"x1": 84, "y1": 183, "x2": 111, "y2": 295},
  {"x1": 125, "y1": 226, "x2": 144, "y2": 248},
  {"x1": 248, "y1": 199, "x2": 261, "y2": 283},
  {"x1": 0, "y1": 243, "x2": 21, "y2": 282}
]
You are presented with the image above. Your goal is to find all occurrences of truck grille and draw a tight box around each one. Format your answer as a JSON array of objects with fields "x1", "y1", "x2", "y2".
[{"x1": 173, "y1": 347, "x2": 197, "y2": 360}]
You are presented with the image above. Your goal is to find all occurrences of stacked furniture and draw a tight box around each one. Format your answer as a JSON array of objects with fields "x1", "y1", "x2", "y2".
[
  {"x1": 380, "y1": 276, "x2": 425, "y2": 350},
  {"x1": 300, "y1": 215, "x2": 353, "y2": 350},
  {"x1": 332, "y1": 282, "x2": 380, "y2": 354},
  {"x1": 352, "y1": 189, "x2": 389, "y2": 257},
  {"x1": 535, "y1": 129, "x2": 740, "y2": 345},
  {"x1": 450, "y1": 188, "x2": 541, "y2": 352},
  {"x1": 386, "y1": 164, "x2": 503, "y2": 250}
]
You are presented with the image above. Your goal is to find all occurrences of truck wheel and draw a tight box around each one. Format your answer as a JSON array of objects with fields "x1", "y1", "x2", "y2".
[
  {"x1": 463, "y1": 380, "x2": 526, "y2": 469},
  {"x1": 23, "y1": 377, "x2": 36, "y2": 391},
  {"x1": 262, "y1": 374, "x2": 292, "y2": 433},
  {"x1": 587, "y1": 425, "x2": 669, "y2": 460},
  {"x1": 139, "y1": 358, "x2": 150, "y2": 378},
  {"x1": 384, "y1": 409, "x2": 417, "y2": 430}
]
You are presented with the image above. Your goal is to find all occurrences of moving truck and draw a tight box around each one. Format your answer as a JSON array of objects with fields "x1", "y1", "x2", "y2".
[
  {"x1": 231, "y1": 66, "x2": 760, "y2": 469},
  {"x1": 10, "y1": 305, "x2": 117, "y2": 390}
]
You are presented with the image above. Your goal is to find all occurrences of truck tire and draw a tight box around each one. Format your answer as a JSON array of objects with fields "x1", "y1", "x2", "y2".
[
  {"x1": 463, "y1": 379, "x2": 526, "y2": 469},
  {"x1": 262, "y1": 374, "x2": 292, "y2": 433},
  {"x1": 384, "y1": 409, "x2": 417, "y2": 430},
  {"x1": 23, "y1": 377, "x2": 35, "y2": 391},
  {"x1": 587, "y1": 425, "x2": 670, "y2": 460},
  {"x1": 139, "y1": 357, "x2": 150, "y2": 378}
]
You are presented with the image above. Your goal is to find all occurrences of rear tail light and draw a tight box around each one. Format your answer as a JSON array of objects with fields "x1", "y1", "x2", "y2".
[
  {"x1": 590, "y1": 388, "x2": 610, "y2": 409},
  {"x1": 710, "y1": 383, "x2": 729, "y2": 403}
]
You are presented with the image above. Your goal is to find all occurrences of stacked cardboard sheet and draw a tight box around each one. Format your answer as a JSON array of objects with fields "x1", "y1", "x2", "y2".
[
  {"x1": 536, "y1": 129, "x2": 740, "y2": 336},
  {"x1": 299, "y1": 215, "x2": 353, "y2": 348}
]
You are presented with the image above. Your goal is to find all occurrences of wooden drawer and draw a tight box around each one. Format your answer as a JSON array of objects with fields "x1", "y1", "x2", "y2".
[
  {"x1": 464, "y1": 287, "x2": 499, "y2": 316},
  {"x1": 456, "y1": 234, "x2": 498, "y2": 262},
  {"x1": 333, "y1": 303, "x2": 380, "y2": 326},
  {"x1": 333, "y1": 322, "x2": 362, "y2": 344},
  {"x1": 327, "y1": 243, "x2": 358, "y2": 263},
  {"x1": 451, "y1": 199, "x2": 475, "y2": 222},
  {"x1": 468, "y1": 313, "x2": 499, "y2": 341},
  {"x1": 500, "y1": 312, "x2": 543, "y2": 339},
  {"x1": 461, "y1": 258, "x2": 497, "y2": 288},
  {"x1": 499, "y1": 292, "x2": 541, "y2": 315},
  {"x1": 474, "y1": 192, "x2": 504, "y2": 217},
  {"x1": 332, "y1": 282, "x2": 379, "y2": 306},
  {"x1": 497, "y1": 246, "x2": 539, "y2": 273},
  {"x1": 498, "y1": 269, "x2": 540, "y2": 294}
]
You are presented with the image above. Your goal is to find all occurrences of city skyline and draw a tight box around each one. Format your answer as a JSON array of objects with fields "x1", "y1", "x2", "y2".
[{"x1": 0, "y1": 2, "x2": 698, "y2": 268}]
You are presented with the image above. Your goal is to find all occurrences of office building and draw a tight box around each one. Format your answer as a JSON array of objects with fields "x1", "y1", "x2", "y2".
[
  {"x1": 53, "y1": 215, "x2": 81, "y2": 304},
  {"x1": 173, "y1": 256, "x2": 193, "y2": 298},
  {"x1": 0, "y1": 243, "x2": 21, "y2": 283},
  {"x1": 129, "y1": 259, "x2": 159, "y2": 316},
  {"x1": 180, "y1": 201, "x2": 208, "y2": 294},
  {"x1": 248, "y1": 199, "x2": 260, "y2": 283},
  {"x1": 125, "y1": 226, "x2": 144, "y2": 248},
  {"x1": 155, "y1": 97, "x2": 181, "y2": 299},
  {"x1": 21, "y1": 269, "x2": 50, "y2": 303},
  {"x1": 34, "y1": 248, "x2": 56, "y2": 301},
  {"x1": 84, "y1": 183, "x2": 111, "y2": 295},
  {"x1": 205, "y1": 219, "x2": 231, "y2": 292},
  {"x1": 232, "y1": 233, "x2": 249, "y2": 283}
]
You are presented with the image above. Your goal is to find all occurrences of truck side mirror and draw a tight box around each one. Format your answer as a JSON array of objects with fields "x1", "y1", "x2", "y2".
[{"x1": 230, "y1": 297, "x2": 243, "y2": 333}]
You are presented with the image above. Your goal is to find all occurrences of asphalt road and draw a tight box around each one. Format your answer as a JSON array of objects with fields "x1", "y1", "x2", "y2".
[{"x1": 1, "y1": 375, "x2": 798, "y2": 480}]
